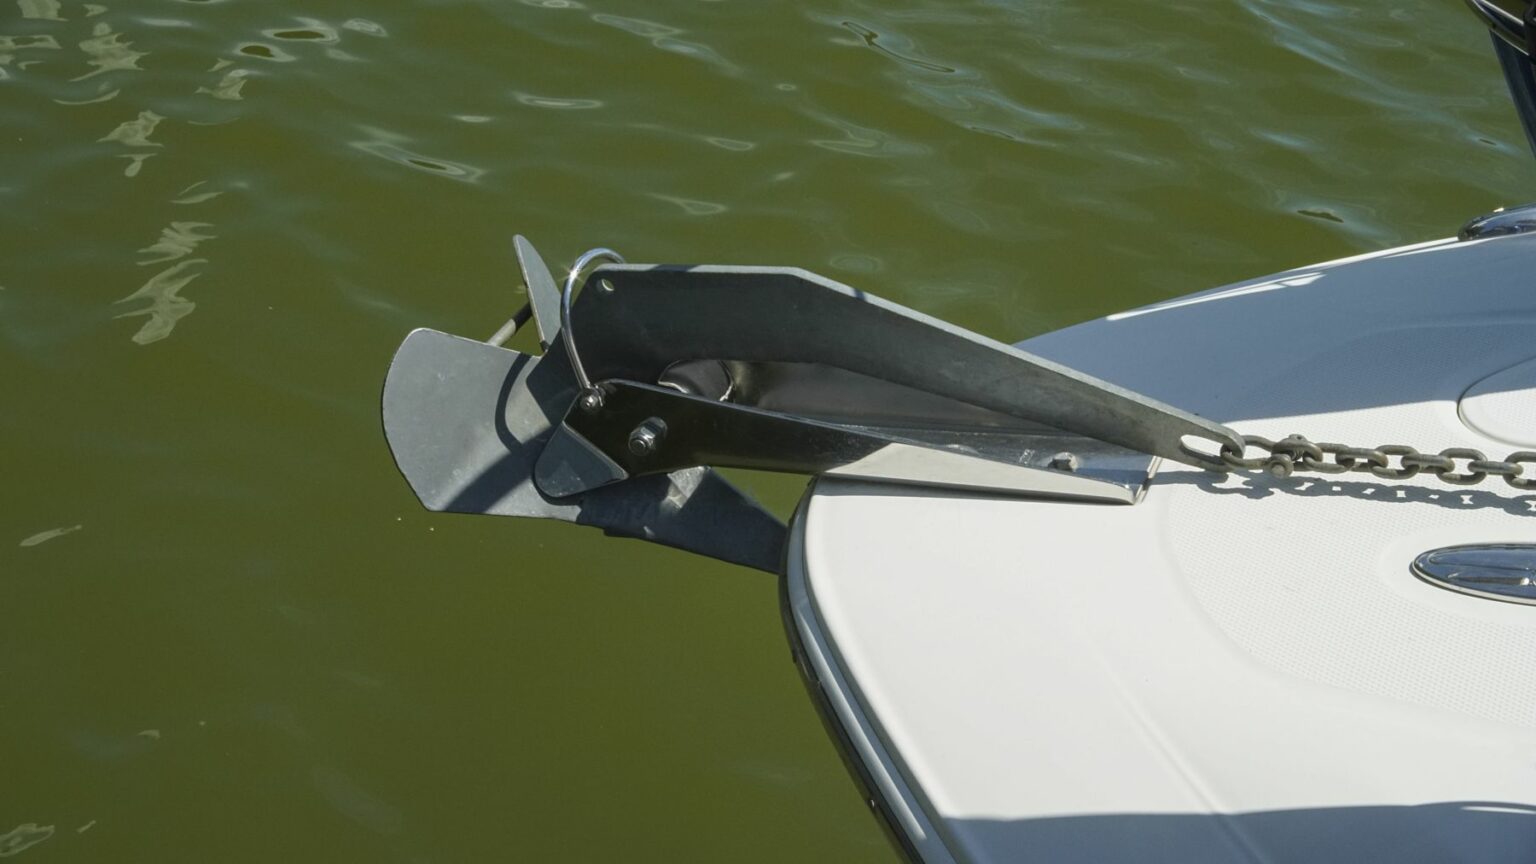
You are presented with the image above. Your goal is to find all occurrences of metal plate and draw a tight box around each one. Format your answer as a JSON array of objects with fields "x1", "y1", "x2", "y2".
[
  {"x1": 514, "y1": 235, "x2": 565, "y2": 351},
  {"x1": 381, "y1": 328, "x2": 786, "y2": 572},
  {"x1": 544, "y1": 379, "x2": 1150, "y2": 503},
  {"x1": 568, "y1": 264, "x2": 1240, "y2": 468}
]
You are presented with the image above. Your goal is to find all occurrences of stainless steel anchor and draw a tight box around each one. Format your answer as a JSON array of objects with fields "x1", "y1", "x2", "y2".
[{"x1": 381, "y1": 236, "x2": 1242, "y2": 572}]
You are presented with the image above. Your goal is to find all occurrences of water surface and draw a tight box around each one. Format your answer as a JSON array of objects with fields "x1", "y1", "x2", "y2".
[{"x1": 2, "y1": 1, "x2": 1528, "y2": 860}]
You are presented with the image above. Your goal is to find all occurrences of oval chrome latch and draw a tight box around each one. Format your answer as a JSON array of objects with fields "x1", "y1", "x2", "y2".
[
  {"x1": 1412, "y1": 544, "x2": 1536, "y2": 605},
  {"x1": 1458, "y1": 202, "x2": 1536, "y2": 240}
]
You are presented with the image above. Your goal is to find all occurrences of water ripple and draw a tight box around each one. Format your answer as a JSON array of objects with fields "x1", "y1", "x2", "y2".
[
  {"x1": 341, "y1": 19, "x2": 387, "y2": 38},
  {"x1": 52, "y1": 84, "x2": 118, "y2": 105},
  {"x1": 350, "y1": 127, "x2": 485, "y2": 183},
  {"x1": 139, "y1": 221, "x2": 215, "y2": 265},
  {"x1": 908, "y1": 79, "x2": 1084, "y2": 145},
  {"x1": 236, "y1": 43, "x2": 295, "y2": 62},
  {"x1": 262, "y1": 18, "x2": 338, "y2": 44},
  {"x1": 311, "y1": 764, "x2": 402, "y2": 836},
  {"x1": 171, "y1": 181, "x2": 222, "y2": 204},
  {"x1": 0, "y1": 33, "x2": 61, "y2": 53},
  {"x1": 829, "y1": 252, "x2": 882, "y2": 274},
  {"x1": 649, "y1": 193, "x2": 726, "y2": 216},
  {"x1": 0, "y1": 33, "x2": 60, "y2": 81},
  {"x1": 17, "y1": 0, "x2": 62, "y2": 20},
  {"x1": 0, "y1": 823, "x2": 54, "y2": 857},
  {"x1": 838, "y1": 20, "x2": 956, "y2": 74},
  {"x1": 703, "y1": 135, "x2": 754, "y2": 152},
  {"x1": 118, "y1": 152, "x2": 151, "y2": 176},
  {"x1": 512, "y1": 91, "x2": 601, "y2": 110},
  {"x1": 591, "y1": 13, "x2": 736, "y2": 72},
  {"x1": 807, "y1": 114, "x2": 928, "y2": 158},
  {"x1": 99, "y1": 109, "x2": 162, "y2": 146},
  {"x1": 199, "y1": 61, "x2": 253, "y2": 100},
  {"x1": 73, "y1": 21, "x2": 146, "y2": 80},
  {"x1": 19, "y1": 524, "x2": 82, "y2": 547},
  {"x1": 115, "y1": 258, "x2": 204, "y2": 345}
]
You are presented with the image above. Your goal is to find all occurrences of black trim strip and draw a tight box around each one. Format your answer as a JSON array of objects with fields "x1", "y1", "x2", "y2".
[
  {"x1": 1494, "y1": 32, "x2": 1536, "y2": 161},
  {"x1": 777, "y1": 498, "x2": 926, "y2": 864},
  {"x1": 1466, "y1": 0, "x2": 1527, "y2": 52}
]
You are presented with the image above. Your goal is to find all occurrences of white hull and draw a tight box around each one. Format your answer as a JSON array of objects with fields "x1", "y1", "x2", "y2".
[{"x1": 788, "y1": 233, "x2": 1536, "y2": 863}]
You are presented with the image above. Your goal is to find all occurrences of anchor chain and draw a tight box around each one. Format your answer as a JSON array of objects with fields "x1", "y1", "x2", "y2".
[{"x1": 1220, "y1": 434, "x2": 1536, "y2": 490}]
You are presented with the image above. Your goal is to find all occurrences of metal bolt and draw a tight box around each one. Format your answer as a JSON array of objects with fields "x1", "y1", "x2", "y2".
[
  {"x1": 1048, "y1": 452, "x2": 1079, "y2": 472},
  {"x1": 627, "y1": 417, "x2": 667, "y2": 457},
  {"x1": 577, "y1": 390, "x2": 604, "y2": 413}
]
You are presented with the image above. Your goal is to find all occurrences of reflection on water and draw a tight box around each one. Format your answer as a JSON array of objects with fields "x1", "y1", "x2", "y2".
[
  {"x1": 75, "y1": 20, "x2": 145, "y2": 80},
  {"x1": 171, "y1": 180, "x2": 221, "y2": 204},
  {"x1": 116, "y1": 214, "x2": 219, "y2": 344},
  {"x1": 117, "y1": 151, "x2": 151, "y2": 176},
  {"x1": 0, "y1": 824, "x2": 54, "y2": 858},
  {"x1": 650, "y1": 193, "x2": 726, "y2": 216},
  {"x1": 0, "y1": 34, "x2": 61, "y2": 78},
  {"x1": 17, "y1": 0, "x2": 63, "y2": 21},
  {"x1": 53, "y1": 85, "x2": 118, "y2": 105},
  {"x1": 18, "y1": 524, "x2": 83, "y2": 548},
  {"x1": 340, "y1": 18, "x2": 386, "y2": 38},
  {"x1": 99, "y1": 108, "x2": 163, "y2": 175},
  {"x1": 703, "y1": 135, "x2": 754, "y2": 151},
  {"x1": 139, "y1": 221, "x2": 214, "y2": 265},
  {"x1": 99, "y1": 109, "x2": 161, "y2": 146},
  {"x1": 199, "y1": 59, "x2": 250, "y2": 100},
  {"x1": 512, "y1": 91, "x2": 602, "y2": 110},
  {"x1": 115, "y1": 258, "x2": 203, "y2": 344}
]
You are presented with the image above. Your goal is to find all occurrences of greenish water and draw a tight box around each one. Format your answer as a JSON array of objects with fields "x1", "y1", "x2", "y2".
[{"x1": 1, "y1": 1, "x2": 1529, "y2": 860}]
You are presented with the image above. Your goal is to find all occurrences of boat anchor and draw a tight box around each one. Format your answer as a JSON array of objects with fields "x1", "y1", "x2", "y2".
[{"x1": 380, "y1": 236, "x2": 1242, "y2": 572}]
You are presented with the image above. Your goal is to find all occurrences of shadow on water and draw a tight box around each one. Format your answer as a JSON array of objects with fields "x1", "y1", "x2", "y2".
[{"x1": 948, "y1": 801, "x2": 1536, "y2": 863}]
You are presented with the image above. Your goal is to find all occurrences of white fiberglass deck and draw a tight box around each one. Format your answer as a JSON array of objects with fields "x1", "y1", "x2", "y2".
[{"x1": 789, "y1": 234, "x2": 1536, "y2": 863}]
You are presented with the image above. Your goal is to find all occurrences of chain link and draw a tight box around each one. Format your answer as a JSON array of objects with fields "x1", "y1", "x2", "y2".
[{"x1": 1220, "y1": 434, "x2": 1536, "y2": 491}]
